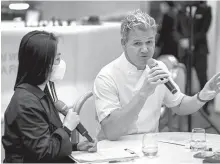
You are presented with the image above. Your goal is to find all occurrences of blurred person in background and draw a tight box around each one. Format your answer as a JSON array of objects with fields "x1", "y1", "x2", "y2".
[
  {"x1": 174, "y1": 1, "x2": 212, "y2": 115},
  {"x1": 2, "y1": 30, "x2": 97, "y2": 163},
  {"x1": 93, "y1": 9, "x2": 220, "y2": 141},
  {"x1": 155, "y1": 1, "x2": 179, "y2": 59}
]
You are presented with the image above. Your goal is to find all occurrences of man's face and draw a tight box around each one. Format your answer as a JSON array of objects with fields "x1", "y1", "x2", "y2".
[{"x1": 122, "y1": 26, "x2": 156, "y2": 70}]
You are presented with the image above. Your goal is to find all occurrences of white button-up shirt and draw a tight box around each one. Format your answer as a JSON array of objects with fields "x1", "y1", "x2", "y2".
[{"x1": 93, "y1": 53, "x2": 184, "y2": 137}]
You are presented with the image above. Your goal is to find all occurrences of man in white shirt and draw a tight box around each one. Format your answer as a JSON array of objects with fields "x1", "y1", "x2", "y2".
[{"x1": 93, "y1": 9, "x2": 220, "y2": 141}]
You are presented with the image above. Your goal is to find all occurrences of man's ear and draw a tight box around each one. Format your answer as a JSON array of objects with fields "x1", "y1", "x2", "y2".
[{"x1": 121, "y1": 38, "x2": 126, "y2": 47}]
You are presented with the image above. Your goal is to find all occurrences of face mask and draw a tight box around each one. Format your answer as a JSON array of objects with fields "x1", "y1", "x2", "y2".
[{"x1": 50, "y1": 59, "x2": 66, "y2": 82}]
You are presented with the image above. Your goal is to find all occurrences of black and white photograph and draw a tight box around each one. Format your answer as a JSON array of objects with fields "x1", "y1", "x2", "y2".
[{"x1": 1, "y1": 0, "x2": 220, "y2": 163}]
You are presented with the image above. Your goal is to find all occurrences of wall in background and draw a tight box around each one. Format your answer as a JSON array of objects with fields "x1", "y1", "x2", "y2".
[{"x1": 36, "y1": 1, "x2": 146, "y2": 20}]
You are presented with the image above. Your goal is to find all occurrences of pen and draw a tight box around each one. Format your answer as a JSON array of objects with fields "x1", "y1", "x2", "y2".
[
  {"x1": 158, "y1": 141, "x2": 185, "y2": 146},
  {"x1": 124, "y1": 148, "x2": 136, "y2": 155},
  {"x1": 109, "y1": 158, "x2": 135, "y2": 163}
]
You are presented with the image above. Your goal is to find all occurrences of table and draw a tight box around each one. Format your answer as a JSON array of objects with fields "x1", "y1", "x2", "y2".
[{"x1": 72, "y1": 132, "x2": 220, "y2": 164}]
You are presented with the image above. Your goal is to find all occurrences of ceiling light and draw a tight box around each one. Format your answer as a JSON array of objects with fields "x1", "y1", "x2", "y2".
[{"x1": 9, "y1": 3, "x2": 29, "y2": 10}]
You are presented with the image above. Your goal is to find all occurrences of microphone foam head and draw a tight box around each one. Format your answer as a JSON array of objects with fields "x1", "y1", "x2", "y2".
[
  {"x1": 147, "y1": 58, "x2": 157, "y2": 68},
  {"x1": 54, "y1": 100, "x2": 68, "y2": 112}
]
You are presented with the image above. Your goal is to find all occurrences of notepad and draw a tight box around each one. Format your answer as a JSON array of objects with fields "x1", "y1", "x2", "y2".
[{"x1": 70, "y1": 148, "x2": 139, "y2": 163}]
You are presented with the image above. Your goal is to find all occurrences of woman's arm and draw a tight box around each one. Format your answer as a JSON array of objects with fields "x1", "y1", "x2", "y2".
[{"x1": 16, "y1": 98, "x2": 72, "y2": 162}]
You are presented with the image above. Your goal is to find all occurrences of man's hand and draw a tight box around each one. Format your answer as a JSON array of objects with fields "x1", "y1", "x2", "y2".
[
  {"x1": 199, "y1": 72, "x2": 220, "y2": 101},
  {"x1": 141, "y1": 66, "x2": 169, "y2": 96}
]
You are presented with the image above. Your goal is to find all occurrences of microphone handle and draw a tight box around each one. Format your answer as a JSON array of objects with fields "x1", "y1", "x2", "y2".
[
  {"x1": 57, "y1": 105, "x2": 94, "y2": 143},
  {"x1": 76, "y1": 123, "x2": 94, "y2": 143},
  {"x1": 84, "y1": 133, "x2": 95, "y2": 143},
  {"x1": 151, "y1": 62, "x2": 177, "y2": 95},
  {"x1": 164, "y1": 81, "x2": 178, "y2": 94}
]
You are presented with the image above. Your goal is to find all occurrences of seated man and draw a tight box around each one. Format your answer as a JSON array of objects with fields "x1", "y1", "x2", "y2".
[{"x1": 93, "y1": 9, "x2": 220, "y2": 141}]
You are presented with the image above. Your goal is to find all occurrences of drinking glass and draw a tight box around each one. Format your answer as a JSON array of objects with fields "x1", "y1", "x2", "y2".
[
  {"x1": 190, "y1": 128, "x2": 206, "y2": 152},
  {"x1": 142, "y1": 133, "x2": 158, "y2": 158}
]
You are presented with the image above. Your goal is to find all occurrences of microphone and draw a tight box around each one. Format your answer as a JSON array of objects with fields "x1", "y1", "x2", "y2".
[
  {"x1": 54, "y1": 100, "x2": 94, "y2": 143},
  {"x1": 147, "y1": 59, "x2": 178, "y2": 94},
  {"x1": 76, "y1": 123, "x2": 94, "y2": 143}
]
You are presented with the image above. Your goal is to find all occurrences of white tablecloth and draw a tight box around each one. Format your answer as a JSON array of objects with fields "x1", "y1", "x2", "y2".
[{"x1": 72, "y1": 132, "x2": 220, "y2": 164}]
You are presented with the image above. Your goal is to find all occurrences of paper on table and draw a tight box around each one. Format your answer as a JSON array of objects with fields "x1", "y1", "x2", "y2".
[{"x1": 70, "y1": 148, "x2": 139, "y2": 163}]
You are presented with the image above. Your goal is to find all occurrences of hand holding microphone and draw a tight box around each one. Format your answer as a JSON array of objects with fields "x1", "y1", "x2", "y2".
[
  {"x1": 140, "y1": 59, "x2": 178, "y2": 96},
  {"x1": 62, "y1": 108, "x2": 80, "y2": 131},
  {"x1": 54, "y1": 100, "x2": 71, "y2": 116},
  {"x1": 54, "y1": 100, "x2": 95, "y2": 143},
  {"x1": 54, "y1": 100, "x2": 80, "y2": 132},
  {"x1": 140, "y1": 59, "x2": 169, "y2": 96}
]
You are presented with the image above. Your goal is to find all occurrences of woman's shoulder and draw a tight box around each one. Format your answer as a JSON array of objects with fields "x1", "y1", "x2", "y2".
[
  {"x1": 4, "y1": 88, "x2": 43, "y2": 123},
  {"x1": 15, "y1": 87, "x2": 39, "y2": 100},
  {"x1": 10, "y1": 88, "x2": 42, "y2": 111}
]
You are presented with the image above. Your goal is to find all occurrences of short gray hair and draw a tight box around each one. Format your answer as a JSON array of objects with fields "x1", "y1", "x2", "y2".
[{"x1": 121, "y1": 9, "x2": 158, "y2": 44}]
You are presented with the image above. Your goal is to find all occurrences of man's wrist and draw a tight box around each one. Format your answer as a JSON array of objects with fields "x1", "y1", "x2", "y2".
[
  {"x1": 197, "y1": 91, "x2": 210, "y2": 103},
  {"x1": 139, "y1": 89, "x2": 150, "y2": 99}
]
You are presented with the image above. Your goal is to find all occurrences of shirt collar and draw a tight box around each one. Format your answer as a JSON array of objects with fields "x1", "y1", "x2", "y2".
[{"x1": 16, "y1": 83, "x2": 45, "y2": 99}]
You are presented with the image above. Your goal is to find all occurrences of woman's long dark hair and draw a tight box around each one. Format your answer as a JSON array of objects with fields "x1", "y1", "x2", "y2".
[{"x1": 14, "y1": 30, "x2": 58, "y2": 90}]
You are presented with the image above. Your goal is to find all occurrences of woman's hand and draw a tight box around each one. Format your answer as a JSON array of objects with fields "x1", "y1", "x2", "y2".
[
  {"x1": 77, "y1": 139, "x2": 97, "y2": 153},
  {"x1": 63, "y1": 110, "x2": 80, "y2": 131}
]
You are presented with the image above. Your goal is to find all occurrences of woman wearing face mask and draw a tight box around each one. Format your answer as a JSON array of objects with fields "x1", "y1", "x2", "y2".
[{"x1": 2, "y1": 30, "x2": 97, "y2": 163}]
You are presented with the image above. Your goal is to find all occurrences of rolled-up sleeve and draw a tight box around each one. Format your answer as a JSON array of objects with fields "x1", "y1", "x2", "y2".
[
  {"x1": 158, "y1": 61, "x2": 185, "y2": 108},
  {"x1": 16, "y1": 98, "x2": 72, "y2": 162},
  {"x1": 93, "y1": 74, "x2": 121, "y2": 123},
  {"x1": 163, "y1": 77, "x2": 185, "y2": 108}
]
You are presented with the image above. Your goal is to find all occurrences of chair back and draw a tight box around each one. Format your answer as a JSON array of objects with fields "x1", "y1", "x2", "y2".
[{"x1": 71, "y1": 91, "x2": 100, "y2": 143}]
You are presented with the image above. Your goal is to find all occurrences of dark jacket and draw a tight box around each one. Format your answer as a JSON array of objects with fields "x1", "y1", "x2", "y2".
[
  {"x1": 2, "y1": 83, "x2": 75, "y2": 163},
  {"x1": 156, "y1": 11, "x2": 178, "y2": 57},
  {"x1": 174, "y1": 3, "x2": 212, "y2": 55}
]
